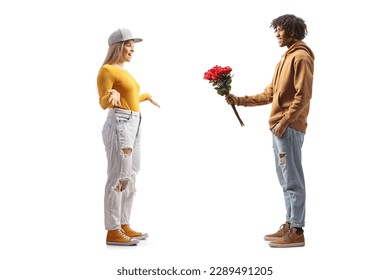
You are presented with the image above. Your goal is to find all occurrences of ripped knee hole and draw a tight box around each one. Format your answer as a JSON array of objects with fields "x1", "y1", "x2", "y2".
[
  {"x1": 114, "y1": 180, "x2": 128, "y2": 192},
  {"x1": 122, "y1": 147, "x2": 133, "y2": 155},
  {"x1": 279, "y1": 152, "x2": 287, "y2": 165}
]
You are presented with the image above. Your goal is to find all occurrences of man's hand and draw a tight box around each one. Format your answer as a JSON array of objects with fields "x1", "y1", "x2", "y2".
[
  {"x1": 273, "y1": 121, "x2": 288, "y2": 138},
  {"x1": 225, "y1": 93, "x2": 238, "y2": 105}
]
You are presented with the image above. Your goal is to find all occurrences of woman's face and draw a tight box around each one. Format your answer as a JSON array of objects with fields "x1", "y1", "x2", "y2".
[{"x1": 121, "y1": 40, "x2": 135, "y2": 63}]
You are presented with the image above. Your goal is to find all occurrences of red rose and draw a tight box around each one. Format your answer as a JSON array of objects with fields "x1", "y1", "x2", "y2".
[
  {"x1": 218, "y1": 66, "x2": 232, "y2": 75},
  {"x1": 203, "y1": 65, "x2": 232, "y2": 81},
  {"x1": 203, "y1": 65, "x2": 244, "y2": 126}
]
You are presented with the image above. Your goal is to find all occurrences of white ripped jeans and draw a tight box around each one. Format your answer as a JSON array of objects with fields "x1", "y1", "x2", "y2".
[{"x1": 102, "y1": 108, "x2": 141, "y2": 230}]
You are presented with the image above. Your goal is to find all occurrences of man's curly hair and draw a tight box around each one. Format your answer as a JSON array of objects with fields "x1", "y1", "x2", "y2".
[{"x1": 270, "y1": 14, "x2": 308, "y2": 40}]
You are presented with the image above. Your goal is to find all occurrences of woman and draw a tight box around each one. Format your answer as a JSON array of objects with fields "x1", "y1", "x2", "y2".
[{"x1": 97, "y1": 28, "x2": 160, "y2": 246}]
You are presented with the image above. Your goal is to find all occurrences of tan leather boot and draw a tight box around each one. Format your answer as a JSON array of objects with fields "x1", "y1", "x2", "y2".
[
  {"x1": 269, "y1": 227, "x2": 305, "y2": 248},
  {"x1": 264, "y1": 222, "x2": 290, "y2": 241}
]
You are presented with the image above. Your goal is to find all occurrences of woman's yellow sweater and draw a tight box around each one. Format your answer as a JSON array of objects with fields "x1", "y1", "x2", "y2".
[{"x1": 97, "y1": 64, "x2": 150, "y2": 112}]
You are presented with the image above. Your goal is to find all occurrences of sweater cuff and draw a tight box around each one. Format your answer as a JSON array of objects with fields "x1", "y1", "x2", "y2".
[{"x1": 139, "y1": 93, "x2": 152, "y2": 102}]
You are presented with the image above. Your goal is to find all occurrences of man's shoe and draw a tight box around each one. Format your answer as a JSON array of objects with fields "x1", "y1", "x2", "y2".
[
  {"x1": 268, "y1": 227, "x2": 305, "y2": 248},
  {"x1": 106, "y1": 229, "x2": 139, "y2": 246},
  {"x1": 121, "y1": 224, "x2": 149, "y2": 240},
  {"x1": 264, "y1": 222, "x2": 290, "y2": 241}
]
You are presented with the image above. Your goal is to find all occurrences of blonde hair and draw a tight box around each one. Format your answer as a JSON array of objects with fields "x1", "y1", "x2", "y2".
[{"x1": 102, "y1": 41, "x2": 126, "y2": 66}]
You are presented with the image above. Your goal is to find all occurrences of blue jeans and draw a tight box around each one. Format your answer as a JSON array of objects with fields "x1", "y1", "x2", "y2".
[{"x1": 272, "y1": 127, "x2": 306, "y2": 228}]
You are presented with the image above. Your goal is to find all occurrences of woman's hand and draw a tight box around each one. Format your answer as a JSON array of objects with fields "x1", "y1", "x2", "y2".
[
  {"x1": 148, "y1": 96, "x2": 160, "y2": 108},
  {"x1": 107, "y1": 89, "x2": 121, "y2": 107}
]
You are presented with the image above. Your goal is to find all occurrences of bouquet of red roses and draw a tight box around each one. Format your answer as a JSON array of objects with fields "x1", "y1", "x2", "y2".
[{"x1": 203, "y1": 65, "x2": 245, "y2": 126}]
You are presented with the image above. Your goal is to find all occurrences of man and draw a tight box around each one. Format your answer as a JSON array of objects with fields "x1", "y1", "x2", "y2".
[{"x1": 226, "y1": 14, "x2": 314, "y2": 248}]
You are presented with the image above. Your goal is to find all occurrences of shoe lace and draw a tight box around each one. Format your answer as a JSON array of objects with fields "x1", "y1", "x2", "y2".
[
  {"x1": 118, "y1": 229, "x2": 131, "y2": 240},
  {"x1": 126, "y1": 226, "x2": 141, "y2": 235},
  {"x1": 278, "y1": 223, "x2": 288, "y2": 233},
  {"x1": 282, "y1": 228, "x2": 293, "y2": 240}
]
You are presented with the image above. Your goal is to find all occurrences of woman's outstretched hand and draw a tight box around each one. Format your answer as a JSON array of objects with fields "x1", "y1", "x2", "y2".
[
  {"x1": 107, "y1": 89, "x2": 121, "y2": 107},
  {"x1": 148, "y1": 97, "x2": 161, "y2": 108}
]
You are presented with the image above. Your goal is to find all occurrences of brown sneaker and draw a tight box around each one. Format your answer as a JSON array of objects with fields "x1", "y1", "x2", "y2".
[
  {"x1": 264, "y1": 222, "x2": 290, "y2": 241},
  {"x1": 121, "y1": 224, "x2": 149, "y2": 240},
  {"x1": 269, "y1": 227, "x2": 305, "y2": 248},
  {"x1": 106, "y1": 229, "x2": 139, "y2": 246}
]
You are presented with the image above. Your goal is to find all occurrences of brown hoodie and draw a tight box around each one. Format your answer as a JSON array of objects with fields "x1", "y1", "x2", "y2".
[{"x1": 239, "y1": 41, "x2": 315, "y2": 133}]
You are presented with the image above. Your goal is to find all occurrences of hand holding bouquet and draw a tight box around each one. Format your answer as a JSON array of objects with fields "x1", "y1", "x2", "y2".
[{"x1": 203, "y1": 65, "x2": 244, "y2": 126}]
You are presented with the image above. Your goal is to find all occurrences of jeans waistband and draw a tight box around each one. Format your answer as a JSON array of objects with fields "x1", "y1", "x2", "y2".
[{"x1": 108, "y1": 108, "x2": 141, "y2": 118}]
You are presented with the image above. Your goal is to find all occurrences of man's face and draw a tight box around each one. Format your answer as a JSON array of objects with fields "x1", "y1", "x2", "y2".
[{"x1": 275, "y1": 26, "x2": 293, "y2": 47}]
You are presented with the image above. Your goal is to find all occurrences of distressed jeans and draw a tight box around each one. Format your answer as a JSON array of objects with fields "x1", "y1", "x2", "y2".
[
  {"x1": 102, "y1": 109, "x2": 141, "y2": 230},
  {"x1": 272, "y1": 127, "x2": 306, "y2": 228}
]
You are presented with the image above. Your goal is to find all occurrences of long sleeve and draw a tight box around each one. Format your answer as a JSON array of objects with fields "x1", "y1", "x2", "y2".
[
  {"x1": 139, "y1": 93, "x2": 151, "y2": 102},
  {"x1": 97, "y1": 67, "x2": 115, "y2": 110},
  {"x1": 239, "y1": 83, "x2": 274, "y2": 106},
  {"x1": 280, "y1": 58, "x2": 313, "y2": 125}
]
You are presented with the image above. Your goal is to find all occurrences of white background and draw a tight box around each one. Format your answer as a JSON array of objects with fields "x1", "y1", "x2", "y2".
[{"x1": 1, "y1": 0, "x2": 389, "y2": 279}]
